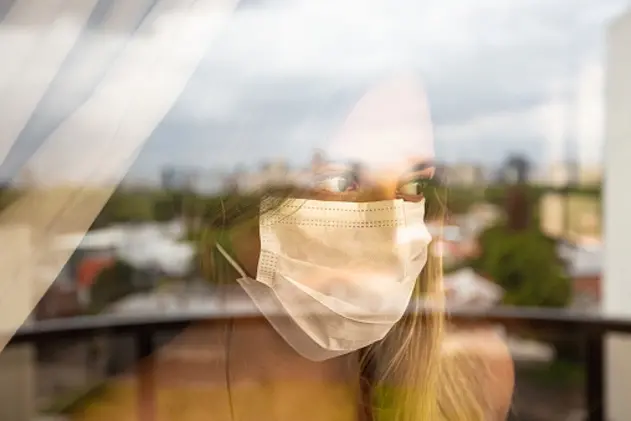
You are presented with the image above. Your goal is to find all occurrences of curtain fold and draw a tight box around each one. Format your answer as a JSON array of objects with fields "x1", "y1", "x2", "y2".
[{"x1": 0, "y1": 0, "x2": 239, "y2": 352}]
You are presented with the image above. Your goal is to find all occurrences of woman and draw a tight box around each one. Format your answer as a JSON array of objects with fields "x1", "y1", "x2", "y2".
[
  {"x1": 0, "y1": 2, "x2": 514, "y2": 420},
  {"x1": 70, "y1": 75, "x2": 514, "y2": 421}
]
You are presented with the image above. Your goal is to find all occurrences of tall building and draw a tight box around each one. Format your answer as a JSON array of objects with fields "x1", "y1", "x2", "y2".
[
  {"x1": 495, "y1": 155, "x2": 531, "y2": 185},
  {"x1": 160, "y1": 167, "x2": 198, "y2": 191},
  {"x1": 440, "y1": 163, "x2": 486, "y2": 186},
  {"x1": 310, "y1": 150, "x2": 327, "y2": 174}
]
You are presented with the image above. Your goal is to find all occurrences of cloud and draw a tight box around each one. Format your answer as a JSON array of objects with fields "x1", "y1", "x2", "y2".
[
  {"x1": 0, "y1": 0, "x2": 162, "y2": 179},
  {"x1": 145, "y1": 0, "x2": 625, "y2": 169},
  {"x1": 433, "y1": 58, "x2": 607, "y2": 166},
  {"x1": 0, "y1": 0, "x2": 240, "y2": 184},
  {"x1": 0, "y1": 0, "x2": 626, "y2": 184}
]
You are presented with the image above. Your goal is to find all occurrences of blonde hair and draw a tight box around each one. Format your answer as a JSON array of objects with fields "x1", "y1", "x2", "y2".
[
  {"x1": 367, "y1": 187, "x2": 490, "y2": 421},
  {"x1": 194, "y1": 187, "x2": 490, "y2": 421},
  {"x1": 371, "y1": 246, "x2": 489, "y2": 421}
]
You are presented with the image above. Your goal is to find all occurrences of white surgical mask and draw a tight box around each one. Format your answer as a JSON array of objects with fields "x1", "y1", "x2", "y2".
[{"x1": 216, "y1": 197, "x2": 432, "y2": 361}]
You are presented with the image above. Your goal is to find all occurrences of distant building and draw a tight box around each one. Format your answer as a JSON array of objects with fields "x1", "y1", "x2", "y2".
[
  {"x1": 540, "y1": 163, "x2": 571, "y2": 186},
  {"x1": 577, "y1": 165, "x2": 603, "y2": 185},
  {"x1": 443, "y1": 268, "x2": 504, "y2": 308},
  {"x1": 558, "y1": 241, "x2": 602, "y2": 312},
  {"x1": 46, "y1": 221, "x2": 192, "y2": 311},
  {"x1": 498, "y1": 155, "x2": 531, "y2": 184},
  {"x1": 229, "y1": 159, "x2": 308, "y2": 192},
  {"x1": 439, "y1": 163, "x2": 486, "y2": 186},
  {"x1": 160, "y1": 167, "x2": 199, "y2": 191},
  {"x1": 533, "y1": 162, "x2": 601, "y2": 187}
]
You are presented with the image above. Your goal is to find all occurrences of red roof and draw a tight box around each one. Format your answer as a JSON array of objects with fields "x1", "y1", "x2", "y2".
[{"x1": 77, "y1": 257, "x2": 115, "y2": 288}]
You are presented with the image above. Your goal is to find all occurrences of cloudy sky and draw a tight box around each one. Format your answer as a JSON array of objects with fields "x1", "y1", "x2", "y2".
[{"x1": 0, "y1": 0, "x2": 627, "y2": 185}]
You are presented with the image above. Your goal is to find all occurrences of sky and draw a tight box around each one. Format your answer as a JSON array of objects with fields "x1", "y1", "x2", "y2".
[{"x1": 0, "y1": 0, "x2": 627, "y2": 185}]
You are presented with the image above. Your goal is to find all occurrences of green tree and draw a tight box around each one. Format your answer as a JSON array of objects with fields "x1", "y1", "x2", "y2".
[
  {"x1": 471, "y1": 185, "x2": 577, "y2": 361},
  {"x1": 88, "y1": 260, "x2": 137, "y2": 314},
  {"x1": 95, "y1": 192, "x2": 155, "y2": 226},
  {"x1": 471, "y1": 185, "x2": 571, "y2": 307},
  {"x1": 470, "y1": 225, "x2": 571, "y2": 307},
  {"x1": 153, "y1": 195, "x2": 178, "y2": 222},
  {"x1": 445, "y1": 187, "x2": 483, "y2": 215}
]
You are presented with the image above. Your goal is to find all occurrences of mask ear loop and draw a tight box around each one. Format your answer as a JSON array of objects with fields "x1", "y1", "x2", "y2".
[
  {"x1": 214, "y1": 238, "x2": 242, "y2": 421},
  {"x1": 216, "y1": 242, "x2": 249, "y2": 281}
]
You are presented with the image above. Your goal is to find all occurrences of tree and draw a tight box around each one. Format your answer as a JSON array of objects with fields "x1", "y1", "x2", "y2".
[
  {"x1": 443, "y1": 186, "x2": 482, "y2": 215},
  {"x1": 471, "y1": 185, "x2": 577, "y2": 361},
  {"x1": 471, "y1": 225, "x2": 571, "y2": 307},
  {"x1": 153, "y1": 196, "x2": 178, "y2": 222},
  {"x1": 471, "y1": 184, "x2": 571, "y2": 306},
  {"x1": 88, "y1": 260, "x2": 149, "y2": 314},
  {"x1": 95, "y1": 192, "x2": 155, "y2": 226}
]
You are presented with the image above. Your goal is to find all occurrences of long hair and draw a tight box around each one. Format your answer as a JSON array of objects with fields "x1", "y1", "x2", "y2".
[
  {"x1": 193, "y1": 184, "x2": 491, "y2": 421},
  {"x1": 368, "y1": 186, "x2": 490, "y2": 421}
]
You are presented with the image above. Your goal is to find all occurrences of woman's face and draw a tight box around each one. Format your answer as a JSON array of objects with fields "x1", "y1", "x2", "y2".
[{"x1": 231, "y1": 75, "x2": 436, "y2": 277}]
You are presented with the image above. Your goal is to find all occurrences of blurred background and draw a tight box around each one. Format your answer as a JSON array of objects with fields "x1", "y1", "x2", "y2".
[{"x1": 0, "y1": 0, "x2": 629, "y2": 420}]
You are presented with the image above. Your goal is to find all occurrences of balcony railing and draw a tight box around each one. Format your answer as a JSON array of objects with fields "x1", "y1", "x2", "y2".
[{"x1": 8, "y1": 307, "x2": 630, "y2": 421}]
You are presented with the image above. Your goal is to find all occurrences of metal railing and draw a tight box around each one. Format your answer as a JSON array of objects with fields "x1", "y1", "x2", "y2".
[{"x1": 8, "y1": 307, "x2": 631, "y2": 421}]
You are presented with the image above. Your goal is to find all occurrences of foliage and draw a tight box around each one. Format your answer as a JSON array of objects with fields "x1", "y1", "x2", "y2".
[
  {"x1": 484, "y1": 184, "x2": 600, "y2": 208},
  {"x1": 87, "y1": 260, "x2": 138, "y2": 314},
  {"x1": 102, "y1": 192, "x2": 155, "y2": 223},
  {"x1": 442, "y1": 186, "x2": 484, "y2": 215},
  {"x1": 470, "y1": 224, "x2": 571, "y2": 308},
  {"x1": 427, "y1": 183, "x2": 599, "y2": 218},
  {"x1": 153, "y1": 195, "x2": 179, "y2": 222},
  {"x1": 516, "y1": 359, "x2": 585, "y2": 389},
  {"x1": 0, "y1": 182, "x2": 584, "y2": 232}
]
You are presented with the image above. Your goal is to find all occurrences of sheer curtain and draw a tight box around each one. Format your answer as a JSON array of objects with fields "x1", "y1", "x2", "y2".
[{"x1": 0, "y1": 0, "x2": 238, "y2": 351}]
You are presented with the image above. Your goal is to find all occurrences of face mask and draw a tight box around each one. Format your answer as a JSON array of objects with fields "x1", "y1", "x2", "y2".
[{"x1": 216, "y1": 197, "x2": 432, "y2": 361}]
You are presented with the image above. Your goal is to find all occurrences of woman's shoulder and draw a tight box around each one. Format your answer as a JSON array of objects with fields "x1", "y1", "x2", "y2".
[{"x1": 441, "y1": 325, "x2": 515, "y2": 421}]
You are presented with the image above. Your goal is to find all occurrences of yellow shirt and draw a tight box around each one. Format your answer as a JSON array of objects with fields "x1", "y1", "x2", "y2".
[{"x1": 70, "y1": 318, "x2": 362, "y2": 421}]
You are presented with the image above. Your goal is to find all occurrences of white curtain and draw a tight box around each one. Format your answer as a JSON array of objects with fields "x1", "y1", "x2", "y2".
[{"x1": 0, "y1": 0, "x2": 238, "y2": 351}]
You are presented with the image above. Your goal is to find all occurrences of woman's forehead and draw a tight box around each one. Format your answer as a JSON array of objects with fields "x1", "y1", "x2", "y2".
[
  {"x1": 322, "y1": 73, "x2": 434, "y2": 171},
  {"x1": 318, "y1": 155, "x2": 434, "y2": 176},
  {"x1": 322, "y1": 147, "x2": 434, "y2": 172}
]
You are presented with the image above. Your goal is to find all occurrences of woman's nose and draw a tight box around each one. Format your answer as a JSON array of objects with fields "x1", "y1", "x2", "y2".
[{"x1": 355, "y1": 181, "x2": 398, "y2": 202}]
